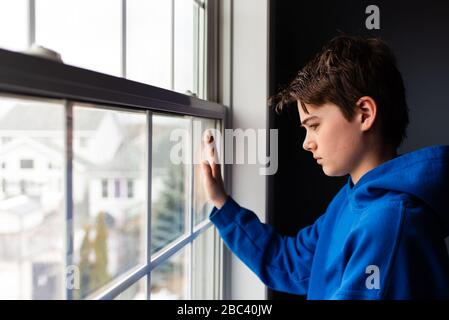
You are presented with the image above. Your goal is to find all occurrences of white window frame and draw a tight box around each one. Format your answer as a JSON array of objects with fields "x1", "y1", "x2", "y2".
[{"x1": 0, "y1": 0, "x2": 226, "y2": 300}]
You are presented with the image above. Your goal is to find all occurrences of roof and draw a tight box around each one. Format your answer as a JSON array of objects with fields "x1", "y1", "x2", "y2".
[{"x1": 0, "y1": 103, "x2": 105, "y2": 131}]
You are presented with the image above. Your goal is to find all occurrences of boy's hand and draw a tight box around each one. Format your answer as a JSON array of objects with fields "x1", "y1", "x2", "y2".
[{"x1": 201, "y1": 131, "x2": 228, "y2": 209}]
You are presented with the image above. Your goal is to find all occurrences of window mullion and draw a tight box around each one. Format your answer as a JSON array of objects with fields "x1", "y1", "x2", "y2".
[
  {"x1": 121, "y1": 0, "x2": 127, "y2": 78},
  {"x1": 193, "y1": 0, "x2": 199, "y2": 96},
  {"x1": 64, "y1": 100, "x2": 74, "y2": 300},
  {"x1": 28, "y1": 0, "x2": 35, "y2": 48},
  {"x1": 170, "y1": 0, "x2": 175, "y2": 90},
  {"x1": 146, "y1": 110, "x2": 153, "y2": 300},
  {"x1": 200, "y1": 1, "x2": 205, "y2": 99},
  {"x1": 188, "y1": 117, "x2": 195, "y2": 299}
]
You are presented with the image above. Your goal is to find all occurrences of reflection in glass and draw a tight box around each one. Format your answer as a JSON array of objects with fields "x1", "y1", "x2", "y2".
[
  {"x1": 0, "y1": 95, "x2": 64, "y2": 299},
  {"x1": 151, "y1": 115, "x2": 189, "y2": 254},
  {"x1": 72, "y1": 105, "x2": 147, "y2": 299},
  {"x1": 151, "y1": 248, "x2": 188, "y2": 300}
]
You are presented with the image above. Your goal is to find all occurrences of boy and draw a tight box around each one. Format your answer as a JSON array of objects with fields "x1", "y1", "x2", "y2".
[{"x1": 201, "y1": 35, "x2": 449, "y2": 299}]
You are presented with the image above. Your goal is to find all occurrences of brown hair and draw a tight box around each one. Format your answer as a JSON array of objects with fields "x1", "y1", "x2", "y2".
[{"x1": 269, "y1": 34, "x2": 409, "y2": 149}]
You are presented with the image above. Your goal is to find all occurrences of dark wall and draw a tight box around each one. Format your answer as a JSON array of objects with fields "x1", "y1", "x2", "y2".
[{"x1": 268, "y1": 0, "x2": 449, "y2": 300}]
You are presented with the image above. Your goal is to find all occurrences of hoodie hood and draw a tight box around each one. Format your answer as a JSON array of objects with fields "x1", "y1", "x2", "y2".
[{"x1": 347, "y1": 145, "x2": 449, "y2": 235}]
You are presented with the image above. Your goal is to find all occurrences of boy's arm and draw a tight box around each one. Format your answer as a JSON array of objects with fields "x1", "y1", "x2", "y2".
[
  {"x1": 200, "y1": 133, "x2": 323, "y2": 294},
  {"x1": 210, "y1": 196, "x2": 325, "y2": 295}
]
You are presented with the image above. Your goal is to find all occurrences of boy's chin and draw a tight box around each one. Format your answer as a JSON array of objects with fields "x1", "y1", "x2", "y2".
[{"x1": 322, "y1": 165, "x2": 347, "y2": 177}]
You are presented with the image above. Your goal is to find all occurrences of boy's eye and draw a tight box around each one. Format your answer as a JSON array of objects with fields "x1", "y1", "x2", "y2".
[{"x1": 309, "y1": 124, "x2": 319, "y2": 130}]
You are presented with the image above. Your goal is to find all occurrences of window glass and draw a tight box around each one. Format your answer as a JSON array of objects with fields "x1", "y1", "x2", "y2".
[
  {"x1": 174, "y1": 0, "x2": 195, "y2": 95},
  {"x1": 0, "y1": 95, "x2": 64, "y2": 299},
  {"x1": 36, "y1": 0, "x2": 121, "y2": 76},
  {"x1": 192, "y1": 117, "x2": 217, "y2": 225},
  {"x1": 0, "y1": 0, "x2": 28, "y2": 52},
  {"x1": 151, "y1": 248, "x2": 188, "y2": 300},
  {"x1": 126, "y1": 0, "x2": 171, "y2": 89},
  {"x1": 151, "y1": 114, "x2": 189, "y2": 254},
  {"x1": 72, "y1": 105, "x2": 147, "y2": 299},
  {"x1": 192, "y1": 226, "x2": 215, "y2": 299},
  {"x1": 114, "y1": 276, "x2": 146, "y2": 300}
]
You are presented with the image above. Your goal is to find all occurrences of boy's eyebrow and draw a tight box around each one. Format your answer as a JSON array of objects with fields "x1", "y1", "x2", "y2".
[{"x1": 300, "y1": 116, "x2": 320, "y2": 127}]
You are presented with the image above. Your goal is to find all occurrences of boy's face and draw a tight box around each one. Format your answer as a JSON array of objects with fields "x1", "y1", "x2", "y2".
[{"x1": 297, "y1": 101, "x2": 364, "y2": 177}]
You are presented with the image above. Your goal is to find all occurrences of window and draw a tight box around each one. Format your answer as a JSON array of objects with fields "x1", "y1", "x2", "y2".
[
  {"x1": 0, "y1": 94, "x2": 223, "y2": 300},
  {"x1": 101, "y1": 180, "x2": 108, "y2": 198},
  {"x1": 72, "y1": 105, "x2": 148, "y2": 299},
  {"x1": 127, "y1": 180, "x2": 134, "y2": 198},
  {"x1": 114, "y1": 276, "x2": 146, "y2": 300},
  {"x1": 79, "y1": 138, "x2": 87, "y2": 148},
  {"x1": 0, "y1": 0, "x2": 224, "y2": 300},
  {"x1": 36, "y1": 0, "x2": 122, "y2": 76},
  {"x1": 151, "y1": 248, "x2": 188, "y2": 299},
  {"x1": 126, "y1": 0, "x2": 171, "y2": 89},
  {"x1": 0, "y1": 0, "x2": 28, "y2": 52},
  {"x1": 0, "y1": 96, "x2": 65, "y2": 300},
  {"x1": 114, "y1": 179, "x2": 121, "y2": 198},
  {"x1": 193, "y1": 117, "x2": 219, "y2": 226},
  {"x1": 151, "y1": 114, "x2": 189, "y2": 254},
  {"x1": 1, "y1": 0, "x2": 208, "y2": 98},
  {"x1": 1, "y1": 137, "x2": 12, "y2": 145},
  {"x1": 192, "y1": 226, "x2": 217, "y2": 299},
  {"x1": 20, "y1": 159, "x2": 34, "y2": 169}
]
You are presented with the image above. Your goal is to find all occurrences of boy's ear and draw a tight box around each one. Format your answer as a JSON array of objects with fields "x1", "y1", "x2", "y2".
[{"x1": 356, "y1": 96, "x2": 377, "y2": 132}]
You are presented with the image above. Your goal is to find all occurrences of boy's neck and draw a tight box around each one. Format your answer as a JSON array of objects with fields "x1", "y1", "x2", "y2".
[{"x1": 350, "y1": 145, "x2": 397, "y2": 185}]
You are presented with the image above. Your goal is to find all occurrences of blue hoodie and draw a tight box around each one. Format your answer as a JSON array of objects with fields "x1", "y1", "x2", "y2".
[{"x1": 209, "y1": 145, "x2": 449, "y2": 299}]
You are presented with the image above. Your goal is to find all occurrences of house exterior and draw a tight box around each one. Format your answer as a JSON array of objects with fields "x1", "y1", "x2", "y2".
[{"x1": 0, "y1": 101, "x2": 147, "y2": 299}]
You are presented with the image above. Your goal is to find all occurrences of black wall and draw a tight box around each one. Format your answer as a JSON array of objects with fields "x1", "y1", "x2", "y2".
[{"x1": 268, "y1": 0, "x2": 449, "y2": 300}]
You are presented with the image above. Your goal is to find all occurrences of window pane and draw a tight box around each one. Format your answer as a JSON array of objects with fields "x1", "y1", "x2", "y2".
[
  {"x1": 0, "y1": 95, "x2": 64, "y2": 299},
  {"x1": 151, "y1": 115, "x2": 189, "y2": 254},
  {"x1": 0, "y1": 0, "x2": 28, "y2": 51},
  {"x1": 151, "y1": 248, "x2": 188, "y2": 300},
  {"x1": 192, "y1": 227, "x2": 215, "y2": 299},
  {"x1": 174, "y1": 0, "x2": 195, "y2": 95},
  {"x1": 114, "y1": 276, "x2": 146, "y2": 300},
  {"x1": 20, "y1": 159, "x2": 34, "y2": 169},
  {"x1": 193, "y1": 117, "x2": 216, "y2": 225},
  {"x1": 72, "y1": 105, "x2": 147, "y2": 299},
  {"x1": 35, "y1": 0, "x2": 121, "y2": 76},
  {"x1": 126, "y1": 0, "x2": 171, "y2": 89},
  {"x1": 127, "y1": 180, "x2": 134, "y2": 198}
]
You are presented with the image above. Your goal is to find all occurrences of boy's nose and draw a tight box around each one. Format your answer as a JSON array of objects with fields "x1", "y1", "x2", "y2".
[{"x1": 302, "y1": 137, "x2": 316, "y2": 152}]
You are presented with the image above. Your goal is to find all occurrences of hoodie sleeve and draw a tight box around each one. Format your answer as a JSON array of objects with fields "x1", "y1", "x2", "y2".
[
  {"x1": 331, "y1": 199, "x2": 449, "y2": 300},
  {"x1": 209, "y1": 196, "x2": 325, "y2": 295}
]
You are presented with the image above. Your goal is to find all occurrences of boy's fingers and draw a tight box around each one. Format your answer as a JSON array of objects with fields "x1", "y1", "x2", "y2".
[
  {"x1": 203, "y1": 132, "x2": 218, "y2": 164},
  {"x1": 201, "y1": 161, "x2": 213, "y2": 179},
  {"x1": 211, "y1": 162, "x2": 222, "y2": 181},
  {"x1": 201, "y1": 130, "x2": 223, "y2": 181}
]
